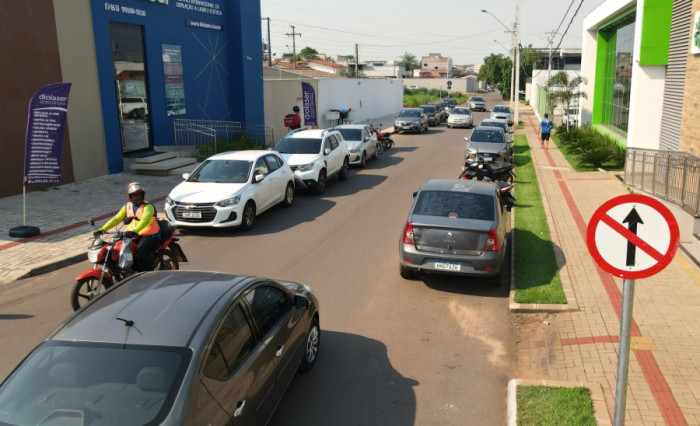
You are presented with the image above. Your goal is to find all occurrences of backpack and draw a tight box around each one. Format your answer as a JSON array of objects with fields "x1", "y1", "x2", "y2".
[{"x1": 284, "y1": 113, "x2": 298, "y2": 127}]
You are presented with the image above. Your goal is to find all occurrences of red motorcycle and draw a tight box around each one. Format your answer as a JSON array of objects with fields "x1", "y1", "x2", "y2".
[
  {"x1": 371, "y1": 122, "x2": 394, "y2": 152},
  {"x1": 71, "y1": 218, "x2": 187, "y2": 311}
]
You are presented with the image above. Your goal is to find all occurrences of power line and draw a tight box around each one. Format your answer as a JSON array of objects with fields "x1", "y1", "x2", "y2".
[{"x1": 553, "y1": 0, "x2": 585, "y2": 53}]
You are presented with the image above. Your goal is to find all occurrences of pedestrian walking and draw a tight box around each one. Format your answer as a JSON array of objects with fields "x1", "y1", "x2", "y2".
[{"x1": 538, "y1": 113, "x2": 554, "y2": 149}]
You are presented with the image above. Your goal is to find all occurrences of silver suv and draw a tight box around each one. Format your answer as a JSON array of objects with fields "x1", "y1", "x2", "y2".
[{"x1": 275, "y1": 128, "x2": 350, "y2": 194}]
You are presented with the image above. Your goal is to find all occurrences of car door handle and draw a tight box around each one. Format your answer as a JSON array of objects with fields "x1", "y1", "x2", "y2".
[
  {"x1": 276, "y1": 345, "x2": 284, "y2": 357},
  {"x1": 234, "y1": 400, "x2": 246, "y2": 417}
]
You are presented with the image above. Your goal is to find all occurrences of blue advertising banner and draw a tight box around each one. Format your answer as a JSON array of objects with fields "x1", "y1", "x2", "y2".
[
  {"x1": 24, "y1": 83, "x2": 72, "y2": 186},
  {"x1": 301, "y1": 82, "x2": 317, "y2": 126}
]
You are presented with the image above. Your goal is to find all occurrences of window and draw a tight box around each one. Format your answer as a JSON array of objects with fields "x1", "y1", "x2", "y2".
[
  {"x1": 244, "y1": 285, "x2": 291, "y2": 338},
  {"x1": 601, "y1": 19, "x2": 635, "y2": 133},
  {"x1": 414, "y1": 191, "x2": 495, "y2": 220},
  {"x1": 253, "y1": 158, "x2": 269, "y2": 177},
  {"x1": 264, "y1": 154, "x2": 282, "y2": 172},
  {"x1": 328, "y1": 134, "x2": 339, "y2": 150},
  {"x1": 204, "y1": 303, "x2": 258, "y2": 380}
]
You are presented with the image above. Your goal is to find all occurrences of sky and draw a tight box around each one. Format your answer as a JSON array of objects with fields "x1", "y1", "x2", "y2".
[{"x1": 260, "y1": 0, "x2": 605, "y2": 65}]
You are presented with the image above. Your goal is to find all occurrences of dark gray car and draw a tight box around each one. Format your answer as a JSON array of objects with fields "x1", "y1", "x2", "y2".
[
  {"x1": 394, "y1": 108, "x2": 429, "y2": 134},
  {"x1": 0, "y1": 271, "x2": 320, "y2": 426},
  {"x1": 464, "y1": 126, "x2": 511, "y2": 163},
  {"x1": 419, "y1": 104, "x2": 440, "y2": 126},
  {"x1": 399, "y1": 179, "x2": 508, "y2": 283}
]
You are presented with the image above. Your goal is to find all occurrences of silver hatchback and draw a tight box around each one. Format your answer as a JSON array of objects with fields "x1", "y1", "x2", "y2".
[
  {"x1": 0, "y1": 271, "x2": 320, "y2": 426},
  {"x1": 399, "y1": 179, "x2": 508, "y2": 282}
]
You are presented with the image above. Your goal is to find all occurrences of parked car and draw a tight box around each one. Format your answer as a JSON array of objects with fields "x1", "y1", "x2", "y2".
[
  {"x1": 0, "y1": 270, "x2": 320, "y2": 426},
  {"x1": 490, "y1": 105, "x2": 513, "y2": 126},
  {"x1": 419, "y1": 104, "x2": 440, "y2": 127},
  {"x1": 467, "y1": 96, "x2": 487, "y2": 111},
  {"x1": 442, "y1": 98, "x2": 458, "y2": 114},
  {"x1": 120, "y1": 96, "x2": 148, "y2": 120},
  {"x1": 479, "y1": 118, "x2": 514, "y2": 144},
  {"x1": 447, "y1": 107, "x2": 473, "y2": 128},
  {"x1": 165, "y1": 150, "x2": 295, "y2": 230},
  {"x1": 427, "y1": 102, "x2": 447, "y2": 122},
  {"x1": 394, "y1": 108, "x2": 429, "y2": 134},
  {"x1": 487, "y1": 85, "x2": 495, "y2": 92},
  {"x1": 275, "y1": 128, "x2": 350, "y2": 194},
  {"x1": 562, "y1": 107, "x2": 579, "y2": 127},
  {"x1": 399, "y1": 179, "x2": 508, "y2": 283},
  {"x1": 464, "y1": 126, "x2": 511, "y2": 163},
  {"x1": 335, "y1": 124, "x2": 380, "y2": 167}
]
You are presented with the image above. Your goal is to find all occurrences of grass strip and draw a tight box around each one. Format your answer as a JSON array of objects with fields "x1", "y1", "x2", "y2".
[
  {"x1": 517, "y1": 385, "x2": 596, "y2": 425},
  {"x1": 552, "y1": 133, "x2": 624, "y2": 172},
  {"x1": 513, "y1": 134, "x2": 566, "y2": 304}
]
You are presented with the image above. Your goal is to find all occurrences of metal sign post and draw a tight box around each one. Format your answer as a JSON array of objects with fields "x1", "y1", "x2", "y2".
[{"x1": 614, "y1": 278, "x2": 634, "y2": 425}]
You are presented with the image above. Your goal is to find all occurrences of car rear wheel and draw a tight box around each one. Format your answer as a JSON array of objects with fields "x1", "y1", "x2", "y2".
[
  {"x1": 298, "y1": 317, "x2": 320, "y2": 372},
  {"x1": 281, "y1": 182, "x2": 294, "y2": 207},
  {"x1": 373, "y1": 145, "x2": 379, "y2": 160},
  {"x1": 400, "y1": 264, "x2": 415, "y2": 280},
  {"x1": 240, "y1": 201, "x2": 256, "y2": 230},
  {"x1": 360, "y1": 152, "x2": 367, "y2": 168},
  {"x1": 339, "y1": 158, "x2": 350, "y2": 181}
]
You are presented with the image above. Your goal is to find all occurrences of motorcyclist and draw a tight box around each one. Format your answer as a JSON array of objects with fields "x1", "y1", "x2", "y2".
[{"x1": 94, "y1": 182, "x2": 161, "y2": 271}]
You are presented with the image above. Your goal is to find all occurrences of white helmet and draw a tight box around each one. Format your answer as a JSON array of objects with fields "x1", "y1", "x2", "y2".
[{"x1": 126, "y1": 182, "x2": 145, "y2": 197}]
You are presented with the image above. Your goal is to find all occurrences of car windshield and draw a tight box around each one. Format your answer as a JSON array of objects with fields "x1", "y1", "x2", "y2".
[
  {"x1": 414, "y1": 191, "x2": 494, "y2": 220},
  {"x1": 452, "y1": 108, "x2": 470, "y2": 115},
  {"x1": 493, "y1": 106, "x2": 510, "y2": 113},
  {"x1": 335, "y1": 128, "x2": 362, "y2": 142},
  {"x1": 0, "y1": 341, "x2": 190, "y2": 426},
  {"x1": 420, "y1": 106, "x2": 436, "y2": 113},
  {"x1": 187, "y1": 159, "x2": 252, "y2": 183},
  {"x1": 471, "y1": 129, "x2": 504, "y2": 143},
  {"x1": 480, "y1": 121, "x2": 506, "y2": 131},
  {"x1": 275, "y1": 137, "x2": 321, "y2": 154},
  {"x1": 471, "y1": 97, "x2": 484, "y2": 102},
  {"x1": 398, "y1": 109, "x2": 420, "y2": 118}
]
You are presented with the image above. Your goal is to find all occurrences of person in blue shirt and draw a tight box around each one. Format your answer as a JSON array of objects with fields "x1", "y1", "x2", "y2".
[{"x1": 538, "y1": 113, "x2": 554, "y2": 149}]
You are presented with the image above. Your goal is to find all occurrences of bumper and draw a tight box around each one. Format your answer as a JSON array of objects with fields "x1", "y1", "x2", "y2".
[
  {"x1": 165, "y1": 203, "x2": 242, "y2": 228},
  {"x1": 448, "y1": 120, "x2": 472, "y2": 128},
  {"x1": 394, "y1": 122, "x2": 421, "y2": 132},
  {"x1": 292, "y1": 171, "x2": 320, "y2": 190},
  {"x1": 399, "y1": 244, "x2": 504, "y2": 277},
  {"x1": 349, "y1": 152, "x2": 365, "y2": 164}
]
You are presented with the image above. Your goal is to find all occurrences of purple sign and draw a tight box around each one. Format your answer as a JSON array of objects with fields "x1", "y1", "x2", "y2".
[
  {"x1": 24, "y1": 83, "x2": 72, "y2": 186},
  {"x1": 302, "y1": 82, "x2": 317, "y2": 126}
]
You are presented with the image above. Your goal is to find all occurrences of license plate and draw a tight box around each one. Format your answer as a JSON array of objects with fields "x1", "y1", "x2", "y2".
[
  {"x1": 435, "y1": 261, "x2": 460, "y2": 271},
  {"x1": 182, "y1": 210, "x2": 202, "y2": 219},
  {"x1": 482, "y1": 156, "x2": 492, "y2": 161}
]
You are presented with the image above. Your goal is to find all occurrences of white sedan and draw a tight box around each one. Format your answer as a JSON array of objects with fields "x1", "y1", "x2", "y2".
[
  {"x1": 447, "y1": 107, "x2": 474, "y2": 128},
  {"x1": 165, "y1": 150, "x2": 295, "y2": 230},
  {"x1": 334, "y1": 124, "x2": 379, "y2": 167}
]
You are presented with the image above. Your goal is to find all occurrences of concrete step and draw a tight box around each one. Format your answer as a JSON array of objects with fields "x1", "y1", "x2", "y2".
[
  {"x1": 131, "y1": 157, "x2": 196, "y2": 176},
  {"x1": 134, "y1": 152, "x2": 179, "y2": 164}
]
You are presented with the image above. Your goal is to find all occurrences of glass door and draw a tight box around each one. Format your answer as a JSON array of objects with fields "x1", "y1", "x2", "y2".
[{"x1": 109, "y1": 22, "x2": 152, "y2": 154}]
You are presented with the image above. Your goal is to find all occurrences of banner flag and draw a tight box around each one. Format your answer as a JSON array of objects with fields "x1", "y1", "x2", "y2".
[
  {"x1": 301, "y1": 82, "x2": 317, "y2": 126},
  {"x1": 24, "y1": 83, "x2": 72, "y2": 186}
]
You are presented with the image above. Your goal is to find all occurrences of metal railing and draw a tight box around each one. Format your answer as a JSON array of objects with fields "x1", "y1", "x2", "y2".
[
  {"x1": 173, "y1": 120, "x2": 275, "y2": 153},
  {"x1": 624, "y1": 148, "x2": 700, "y2": 216}
]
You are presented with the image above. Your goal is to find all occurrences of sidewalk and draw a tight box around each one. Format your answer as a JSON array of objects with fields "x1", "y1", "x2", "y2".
[{"x1": 511, "y1": 104, "x2": 700, "y2": 425}]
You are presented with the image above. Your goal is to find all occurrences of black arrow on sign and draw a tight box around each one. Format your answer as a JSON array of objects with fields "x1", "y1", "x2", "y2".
[{"x1": 623, "y1": 207, "x2": 643, "y2": 266}]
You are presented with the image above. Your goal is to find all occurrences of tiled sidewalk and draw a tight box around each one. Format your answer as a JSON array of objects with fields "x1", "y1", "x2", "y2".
[{"x1": 514, "y1": 105, "x2": 700, "y2": 425}]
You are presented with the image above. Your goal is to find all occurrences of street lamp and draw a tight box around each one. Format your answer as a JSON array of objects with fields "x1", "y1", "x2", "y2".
[{"x1": 481, "y1": 9, "x2": 510, "y2": 33}]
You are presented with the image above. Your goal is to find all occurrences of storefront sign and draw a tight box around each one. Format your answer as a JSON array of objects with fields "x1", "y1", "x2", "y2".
[
  {"x1": 163, "y1": 45, "x2": 186, "y2": 116},
  {"x1": 24, "y1": 83, "x2": 72, "y2": 186},
  {"x1": 176, "y1": 0, "x2": 222, "y2": 15},
  {"x1": 302, "y1": 82, "x2": 317, "y2": 126}
]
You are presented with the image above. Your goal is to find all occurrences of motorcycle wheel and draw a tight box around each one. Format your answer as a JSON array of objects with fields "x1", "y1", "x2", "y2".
[
  {"x1": 71, "y1": 277, "x2": 113, "y2": 311},
  {"x1": 155, "y1": 249, "x2": 180, "y2": 271}
]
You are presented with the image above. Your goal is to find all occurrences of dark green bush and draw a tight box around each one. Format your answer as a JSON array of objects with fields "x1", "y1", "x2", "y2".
[
  {"x1": 555, "y1": 124, "x2": 626, "y2": 169},
  {"x1": 196, "y1": 131, "x2": 263, "y2": 161}
]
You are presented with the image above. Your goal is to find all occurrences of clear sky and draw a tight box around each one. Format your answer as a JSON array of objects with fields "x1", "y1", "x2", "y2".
[{"x1": 260, "y1": 0, "x2": 604, "y2": 65}]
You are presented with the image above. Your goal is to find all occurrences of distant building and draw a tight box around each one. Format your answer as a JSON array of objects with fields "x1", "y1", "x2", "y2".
[
  {"x1": 530, "y1": 48, "x2": 582, "y2": 71},
  {"x1": 299, "y1": 59, "x2": 346, "y2": 76},
  {"x1": 420, "y1": 53, "x2": 453, "y2": 78}
]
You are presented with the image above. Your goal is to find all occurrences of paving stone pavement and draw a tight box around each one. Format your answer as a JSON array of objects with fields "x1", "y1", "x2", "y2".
[{"x1": 514, "y1": 104, "x2": 700, "y2": 425}]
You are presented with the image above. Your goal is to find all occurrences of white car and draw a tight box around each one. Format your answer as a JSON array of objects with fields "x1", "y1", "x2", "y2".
[
  {"x1": 562, "y1": 107, "x2": 579, "y2": 127},
  {"x1": 334, "y1": 124, "x2": 380, "y2": 167},
  {"x1": 447, "y1": 107, "x2": 473, "y2": 128},
  {"x1": 490, "y1": 105, "x2": 513, "y2": 126},
  {"x1": 275, "y1": 128, "x2": 350, "y2": 194},
  {"x1": 164, "y1": 150, "x2": 295, "y2": 230}
]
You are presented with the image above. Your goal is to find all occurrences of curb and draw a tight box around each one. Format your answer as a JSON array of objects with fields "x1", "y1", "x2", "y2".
[{"x1": 16, "y1": 252, "x2": 87, "y2": 281}]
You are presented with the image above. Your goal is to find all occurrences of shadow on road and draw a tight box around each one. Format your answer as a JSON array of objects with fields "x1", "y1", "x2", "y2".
[{"x1": 269, "y1": 331, "x2": 418, "y2": 426}]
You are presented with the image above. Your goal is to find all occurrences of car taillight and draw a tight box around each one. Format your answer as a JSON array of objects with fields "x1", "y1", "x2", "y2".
[
  {"x1": 402, "y1": 222, "x2": 415, "y2": 245},
  {"x1": 483, "y1": 228, "x2": 499, "y2": 251}
]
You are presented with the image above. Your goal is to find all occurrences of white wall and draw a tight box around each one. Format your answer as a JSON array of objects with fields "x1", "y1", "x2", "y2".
[
  {"x1": 317, "y1": 78, "x2": 403, "y2": 128},
  {"x1": 628, "y1": 65, "x2": 665, "y2": 148},
  {"x1": 401, "y1": 77, "x2": 477, "y2": 94}
]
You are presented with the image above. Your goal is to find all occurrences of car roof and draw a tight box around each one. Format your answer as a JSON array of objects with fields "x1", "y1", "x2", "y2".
[
  {"x1": 473, "y1": 125, "x2": 505, "y2": 134},
  {"x1": 480, "y1": 119, "x2": 507, "y2": 126},
  {"x1": 420, "y1": 179, "x2": 496, "y2": 196},
  {"x1": 334, "y1": 124, "x2": 369, "y2": 130},
  {"x1": 50, "y1": 271, "x2": 253, "y2": 347},
  {"x1": 208, "y1": 150, "x2": 271, "y2": 161},
  {"x1": 401, "y1": 108, "x2": 422, "y2": 111},
  {"x1": 286, "y1": 128, "x2": 335, "y2": 138}
]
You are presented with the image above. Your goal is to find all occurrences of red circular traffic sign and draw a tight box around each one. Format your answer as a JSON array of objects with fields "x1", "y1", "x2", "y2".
[{"x1": 587, "y1": 194, "x2": 679, "y2": 279}]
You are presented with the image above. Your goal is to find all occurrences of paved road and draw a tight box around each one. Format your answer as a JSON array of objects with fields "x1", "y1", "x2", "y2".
[{"x1": 0, "y1": 92, "x2": 515, "y2": 425}]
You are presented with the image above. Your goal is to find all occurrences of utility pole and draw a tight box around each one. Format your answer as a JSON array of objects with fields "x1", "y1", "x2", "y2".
[
  {"x1": 354, "y1": 43, "x2": 359, "y2": 77},
  {"x1": 286, "y1": 25, "x2": 301, "y2": 69},
  {"x1": 262, "y1": 17, "x2": 272, "y2": 67},
  {"x1": 547, "y1": 29, "x2": 556, "y2": 82},
  {"x1": 514, "y1": 0, "x2": 521, "y2": 126}
]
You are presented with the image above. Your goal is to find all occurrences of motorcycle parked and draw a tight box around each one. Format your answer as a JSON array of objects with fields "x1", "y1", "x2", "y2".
[
  {"x1": 460, "y1": 153, "x2": 516, "y2": 183},
  {"x1": 496, "y1": 181, "x2": 516, "y2": 212},
  {"x1": 71, "y1": 218, "x2": 187, "y2": 311},
  {"x1": 371, "y1": 122, "x2": 394, "y2": 153}
]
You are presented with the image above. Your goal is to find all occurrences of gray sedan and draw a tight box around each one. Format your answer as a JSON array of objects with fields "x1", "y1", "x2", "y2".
[
  {"x1": 464, "y1": 126, "x2": 511, "y2": 163},
  {"x1": 399, "y1": 179, "x2": 508, "y2": 283},
  {"x1": 0, "y1": 270, "x2": 320, "y2": 426}
]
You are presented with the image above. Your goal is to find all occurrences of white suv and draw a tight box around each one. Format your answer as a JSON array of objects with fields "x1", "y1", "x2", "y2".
[{"x1": 275, "y1": 128, "x2": 350, "y2": 194}]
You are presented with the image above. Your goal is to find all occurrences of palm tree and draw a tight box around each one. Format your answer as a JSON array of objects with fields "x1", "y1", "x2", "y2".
[
  {"x1": 399, "y1": 52, "x2": 420, "y2": 73},
  {"x1": 546, "y1": 71, "x2": 587, "y2": 131}
]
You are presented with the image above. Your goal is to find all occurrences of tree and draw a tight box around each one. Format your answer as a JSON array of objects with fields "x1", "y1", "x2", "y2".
[
  {"x1": 299, "y1": 47, "x2": 319, "y2": 60},
  {"x1": 546, "y1": 71, "x2": 587, "y2": 131},
  {"x1": 340, "y1": 67, "x2": 365, "y2": 78},
  {"x1": 281, "y1": 52, "x2": 300, "y2": 62},
  {"x1": 398, "y1": 52, "x2": 420, "y2": 72},
  {"x1": 478, "y1": 54, "x2": 512, "y2": 99}
]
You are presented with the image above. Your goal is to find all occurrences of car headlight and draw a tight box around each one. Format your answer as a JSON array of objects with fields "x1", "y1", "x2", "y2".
[
  {"x1": 467, "y1": 147, "x2": 477, "y2": 154},
  {"x1": 296, "y1": 163, "x2": 314, "y2": 172},
  {"x1": 216, "y1": 194, "x2": 241, "y2": 207},
  {"x1": 349, "y1": 147, "x2": 361, "y2": 153},
  {"x1": 166, "y1": 196, "x2": 173, "y2": 205}
]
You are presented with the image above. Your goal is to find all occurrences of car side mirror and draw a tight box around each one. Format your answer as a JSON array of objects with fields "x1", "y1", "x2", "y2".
[
  {"x1": 324, "y1": 148, "x2": 331, "y2": 155},
  {"x1": 412, "y1": 191, "x2": 418, "y2": 198},
  {"x1": 182, "y1": 173, "x2": 190, "y2": 180},
  {"x1": 364, "y1": 136, "x2": 369, "y2": 142},
  {"x1": 254, "y1": 174, "x2": 264, "y2": 183},
  {"x1": 464, "y1": 137, "x2": 469, "y2": 141},
  {"x1": 294, "y1": 295, "x2": 309, "y2": 310}
]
